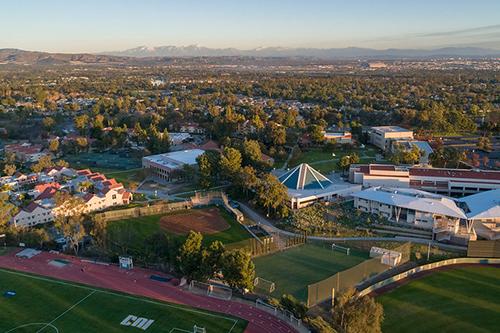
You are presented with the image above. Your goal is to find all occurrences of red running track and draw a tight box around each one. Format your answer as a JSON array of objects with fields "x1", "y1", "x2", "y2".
[{"x1": 0, "y1": 249, "x2": 297, "y2": 333}]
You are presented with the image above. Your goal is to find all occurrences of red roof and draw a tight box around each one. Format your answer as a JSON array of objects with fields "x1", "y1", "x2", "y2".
[
  {"x1": 77, "y1": 169, "x2": 92, "y2": 176},
  {"x1": 35, "y1": 182, "x2": 61, "y2": 193},
  {"x1": 199, "y1": 140, "x2": 221, "y2": 152},
  {"x1": 82, "y1": 193, "x2": 95, "y2": 202},
  {"x1": 410, "y1": 167, "x2": 500, "y2": 181},
  {"x1": 35, "y1": 187, "x2": 58, "y2": 200}
]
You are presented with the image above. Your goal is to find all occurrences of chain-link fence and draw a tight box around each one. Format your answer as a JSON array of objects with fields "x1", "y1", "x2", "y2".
[
  {"x1": 306, "y1": 242, "x2": 411, "y2": 307},
  {"x1": 225, "y1": 231, "x2": 307, "y2": 258}
]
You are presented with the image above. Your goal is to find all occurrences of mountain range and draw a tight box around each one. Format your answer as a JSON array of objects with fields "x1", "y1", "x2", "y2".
[
  {"x1": 1, "y1": 45, "x2": 499, "y2": 66},
  {"x1": 102, "y1": 45, "x2": 500, "y2": 58}
]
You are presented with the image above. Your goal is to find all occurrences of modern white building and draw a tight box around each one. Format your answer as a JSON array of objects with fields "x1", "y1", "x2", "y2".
[
  {"x1": 352, "y1": 187, "x2": 471, "y2": 243},
  {"x1": 279, "y1": 163, "x2": 361, "y2": 209},
  {"x1": 457, "y1": 189, "x2": 500, "y2": 240},
  {"x1": 369, "y1": 126, "x2": 414, "y2": 151},
  {"x1": 142, "y1": 149, "x2": 205, "y2": 182}
]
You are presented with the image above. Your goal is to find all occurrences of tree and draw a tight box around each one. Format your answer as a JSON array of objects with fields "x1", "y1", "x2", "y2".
[
  {"x1": 42, "y1": 117, "x2": 56, "y2": 131},
  {"x1": 477, "y1": 136, "x2": 492, "y2": 151},
  {"x1": 76, "y1": 137, "x2": 88, "y2": 153},
  {"x1": 337, "y1": 153, "x2": 359, "y2": 173},
  {"x1": 49, "y1": 139, "x2": 59, "y2": 153},
  {"x1": 309, "y1": 125, "x2": 325, "y2": 144},
  {"x1": 197, "y1": 151, "x2": 219, "y2": 189},
  {"x1": 3, "y1": 164, "x2": 16, "y2": 176},
  {"x1": 429, "y1": 147, "x2": 465, "y2": 168},
  {"x1": 204, "y1": 241, "x2": 226, "y2": 277},
  {"x1": 332, "y1": 289, "x2": 384, "y2": 333},
  {"x1": 176, "y1": 231, "x2": 207, "y2": 281},
  {"x1": 278, "y1": 294, "x2": 308, "y2": 319},
  {"x1": 0, "y1": 193, "x2": 17, "y2": 228},
  {"x1": 219, "y1": 147, "x2": 242, "y2": 179},
  {"x1": 31, "y1": 155, "x2": 53, "y2": 173},
  {"x1": 264, "y1": 121, "x2": 286, "y2": 146},
  {"x1": 235, "y1": 165, "x2": 258, "y2": 196},
  {"x1": 222, "y1": 249, "x2": 255, "y2": 291},
  {"x1": 242, "y1": 139, "x2": 262, "y2": 165},
  {"x1": 389, "y1": 144, "x2": 422, "y2": 165},
  {"x1": 255, "y1": 173, "x2": 289, "y2": 218},
  {"x1": 74, "y1": 114, "x2": 89, "y2": 135}
]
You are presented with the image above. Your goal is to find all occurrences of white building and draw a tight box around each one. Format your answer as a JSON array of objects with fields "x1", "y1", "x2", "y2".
[
  {"x1": 142, "y1": 149, "x2": 205, "y2": 183},
  {"x1": 11, "y1": 202, "x2": 54, "y2": 228},
  {"x1": 279, "y1": 163, "x2": 361, "y2": 209},
  {"x1": 352, "y1": 187, "x2": 471, "y2": 243},
  {"x1": 457, "y1": 189, "x2": 500, "y2": 240},
  {"x1": 369, "y1": 126, "x2": 414, "y2": 151}
]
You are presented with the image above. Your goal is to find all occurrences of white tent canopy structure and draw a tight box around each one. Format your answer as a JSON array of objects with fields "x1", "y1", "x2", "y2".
[{"x1": 278, "y1": 163, "x2": 361, "y2": 209}]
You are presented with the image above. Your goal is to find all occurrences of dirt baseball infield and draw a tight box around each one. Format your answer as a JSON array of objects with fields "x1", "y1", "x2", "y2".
[{"x1": 159, "y1": 208, "x2": 230, "y2": 235}]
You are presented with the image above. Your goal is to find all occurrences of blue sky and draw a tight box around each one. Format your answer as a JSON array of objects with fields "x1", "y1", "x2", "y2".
[{"x1": 1, "y1": 0, "x2": 499, "y2": 52}]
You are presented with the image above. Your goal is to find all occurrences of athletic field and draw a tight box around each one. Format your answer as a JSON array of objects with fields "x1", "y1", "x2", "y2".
[
  {"x1": 0, "y1": 268, "x2": 246, "y2": 333},
  {"x1": 378, "y1": 266, "x2": 500, "y2": 333},
  {"x1": 253, "y1": 243, "x2": 369, "y2": 301},
  {"x1": 107, "y1": 207, "x2": 251, "y2": 248}
]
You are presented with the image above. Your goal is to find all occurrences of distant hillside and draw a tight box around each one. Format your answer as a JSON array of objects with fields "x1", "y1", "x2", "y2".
[
  {"x1": 1, "y1": 46, "x2": 499, "y2": 66},
  {"x1": 103, "y1": 45, "x2": 500, "y2": 59},
  {"x1": 0, "y1": 48, "x2": 133, "y2": 65}
]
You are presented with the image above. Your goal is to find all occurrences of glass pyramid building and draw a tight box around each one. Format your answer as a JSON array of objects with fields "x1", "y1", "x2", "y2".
[{"x1": 278, "y1": 163, "x2": 333, "y2": 190}]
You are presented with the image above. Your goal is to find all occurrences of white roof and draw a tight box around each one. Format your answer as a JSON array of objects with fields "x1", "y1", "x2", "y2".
[
  {"x1": 371, "y1": 126, "x2": 412, "y2": 133},
  {"x1": 457, "y1": 189, "x2": 500, "y2": 220},
  {"x1": 352, "y1": 187, "x2": 467, "y2": 219},
  {"x1": 143, "y1": 149, "x2": 205, "y2": 168}
]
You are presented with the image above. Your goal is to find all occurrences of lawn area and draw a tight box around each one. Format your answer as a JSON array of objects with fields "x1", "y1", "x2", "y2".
[
  {"x1": 103, "y1": 169, "x2": 144, "y2": 188},
  {"x1": 288, "y1": 146, "x2": 380, "y2": 173},
  {"x1": 0, "y1": 268, "x2": 246, "y2": 333},
  {"x1": 253, "y1": 243, "x2": 369, "y2": 301},
  {"x1": 107, "y1": 207, "x2": 252, "y2": 249},
  {"x1": 378, "y1": 266, "x2": 500, "y2": 333}
]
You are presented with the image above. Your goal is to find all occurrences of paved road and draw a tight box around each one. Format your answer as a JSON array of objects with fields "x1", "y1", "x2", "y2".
[
  {"x1": 238, "y1": 202, "x2": 467, "y2": 252},
  {"x1": 0, "y1": 250, "x2": 297, "y2": 333}
]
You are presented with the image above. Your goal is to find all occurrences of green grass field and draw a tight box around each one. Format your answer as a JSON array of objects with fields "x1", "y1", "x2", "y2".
[
  {"x1": 253, "y1": 243, "x2": 369, "y2": 301},
  {"x1": 107, "y1": 207, "x2": 251, "y2": 248},
  {"x1": 378, "y1": 266, "x2": 500, "y2": 333},
  {"x1": 0, "y1": 269, "x2": 246, "y2": 333}
]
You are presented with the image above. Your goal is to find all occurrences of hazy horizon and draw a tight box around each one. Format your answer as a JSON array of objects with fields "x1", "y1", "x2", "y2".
[{"x1": 1, "y1": 0, "x2": 499, "y2": 53}]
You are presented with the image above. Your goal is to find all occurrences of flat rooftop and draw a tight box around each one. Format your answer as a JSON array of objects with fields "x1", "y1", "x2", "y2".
[
  {"x1": 143, "y1": 149, "x2": 205, "y2": 168},
  {"x1": 371, "y1": 126, "x2": 412, "y2": 133}
]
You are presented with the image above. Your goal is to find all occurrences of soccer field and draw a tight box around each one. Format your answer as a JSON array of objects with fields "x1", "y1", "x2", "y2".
[
  {"x1": 378, "y1": 266, "x2": 500, "y2": 333},
  {"x1": 253, "y1": 243, "x2": 369, "y2": 301},
  {"x1": 0, "y1": 269, "x2": 247, "y2": 333}
]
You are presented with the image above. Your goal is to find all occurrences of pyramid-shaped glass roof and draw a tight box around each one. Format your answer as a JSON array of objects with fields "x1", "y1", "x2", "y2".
[{"x1": 278, "y1": 163, "x2": 333, "y2": 190}]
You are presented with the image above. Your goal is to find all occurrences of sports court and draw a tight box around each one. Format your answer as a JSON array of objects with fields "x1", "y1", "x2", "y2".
[
  {"x1": 0, "y1": 268, "x2": 244, "y2": 333},
  {"x1": 253, "y1": 243, "x2": 369, "y2": 301}
]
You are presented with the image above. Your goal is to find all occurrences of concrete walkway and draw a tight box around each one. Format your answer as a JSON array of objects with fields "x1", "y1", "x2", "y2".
[{"x1": 237, "y1": 202, "x2": 468, "y2": 252}]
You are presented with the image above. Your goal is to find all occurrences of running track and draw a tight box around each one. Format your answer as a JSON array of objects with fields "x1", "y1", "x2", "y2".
[{"x1": 0, "y1": 250, "x2": 297, "y2": 333}]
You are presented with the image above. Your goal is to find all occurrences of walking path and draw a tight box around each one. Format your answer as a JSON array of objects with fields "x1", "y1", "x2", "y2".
[
  {"x1": 0, "y1": 250, "x2": 297, "y2": 333},
  {"x1": 238, "y1": 202, "x2": 467, "y2": 252}
]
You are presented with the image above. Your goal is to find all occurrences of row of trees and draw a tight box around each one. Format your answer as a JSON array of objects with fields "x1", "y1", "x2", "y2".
[{"x1": 197, "y1": 145, "x2": 290, "y2": 218}]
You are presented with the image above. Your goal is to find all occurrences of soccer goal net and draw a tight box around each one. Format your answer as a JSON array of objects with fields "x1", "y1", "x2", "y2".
[
  {"x1": 193, "y1": 325, "x2": 206, "y2": 333},
  {"x1": 331, "y1": 243, "x2": 350, "y2": 255},
  {"x1": 189, "y1": 280, "x2": 232, "y2": 301},
  {"x1": 254, "y1": 277, "x2": 276, "y2": 294}
]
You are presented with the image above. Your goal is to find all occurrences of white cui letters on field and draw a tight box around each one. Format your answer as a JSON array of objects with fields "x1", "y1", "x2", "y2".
[{"x1": 120, "y1": 315, "x2": 155, "y2": 330}]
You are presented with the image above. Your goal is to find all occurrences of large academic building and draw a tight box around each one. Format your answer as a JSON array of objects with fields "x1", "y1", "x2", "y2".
[{"x1": 142, "y1": 149, "x2": 205, "y2": 183}]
